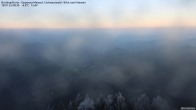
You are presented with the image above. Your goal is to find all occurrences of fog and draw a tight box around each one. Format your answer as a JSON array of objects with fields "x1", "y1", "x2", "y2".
[{"x1": 0, "y1": 28, "x2": 196, "y2": 110}]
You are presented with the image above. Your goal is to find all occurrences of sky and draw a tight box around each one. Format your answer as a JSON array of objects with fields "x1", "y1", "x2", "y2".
[{"x1": 0, "y1": 0, "x2": 196, "y2": 28}]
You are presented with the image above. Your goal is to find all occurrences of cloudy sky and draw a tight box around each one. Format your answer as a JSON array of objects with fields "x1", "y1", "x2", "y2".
[{"x1": 0, "y1": 0, "x2": 196, "y2": 28}]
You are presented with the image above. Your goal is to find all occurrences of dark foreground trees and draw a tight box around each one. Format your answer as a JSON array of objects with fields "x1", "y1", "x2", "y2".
[{"x1": 48, "y1": 93, "x2": 171, "y2": 110}]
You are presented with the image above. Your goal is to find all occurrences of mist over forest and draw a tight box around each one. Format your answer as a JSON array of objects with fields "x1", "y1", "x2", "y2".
[{"x1": 0, "y1": 28, "x2": 196, "y2": 110}]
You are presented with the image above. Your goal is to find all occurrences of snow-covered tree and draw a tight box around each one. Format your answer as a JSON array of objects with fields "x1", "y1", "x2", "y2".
[
  {"x1": 134, "y1": 94, "x2": 151, "y2": 110},
  {"x1": 77, "y1": 95, "x2": 94, "y2": 110},
  {"x1": 152, "y1": 96, "x2": 170, "y2": 110},
  {"x1": 72, "y1": 93, "x2": 83, "y2": 110},
  {"x1": 48, "y1": 92, "x2": 172, "y2": 110},
  {"x1": 104, "y1": 95, "x2": 114, "y2": 110},
  {"x1": 75, "y1": 93, "x2": 83, "y2": 104},
  {"x1": 115, "y1": 92, "x2": 127, "y2": 110},
  {"x1": 68, "y1": 101, "x2": 74, "y2": 110},
  {"x1": 95, "y1": 95, "x2": 105, "y2": 110}
]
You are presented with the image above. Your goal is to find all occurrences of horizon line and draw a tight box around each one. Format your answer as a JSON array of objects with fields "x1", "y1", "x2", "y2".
[{"x1": 1, "y1": 26, "x2": 196, "y2": 30}]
